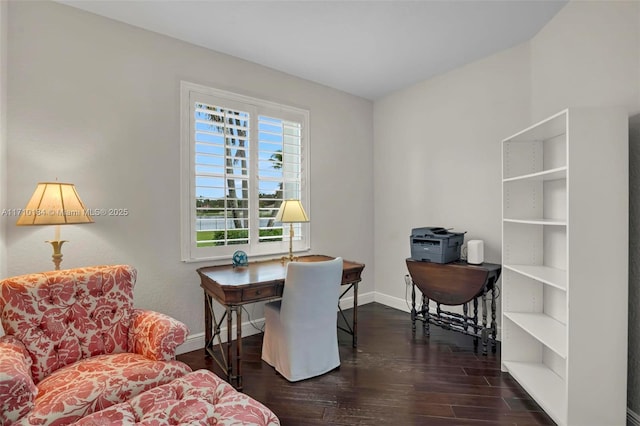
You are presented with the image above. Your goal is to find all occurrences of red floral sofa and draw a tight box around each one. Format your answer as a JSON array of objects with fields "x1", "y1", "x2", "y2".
[{"x1": 0, "y1": 265, "x2": 192, "y2": 425}]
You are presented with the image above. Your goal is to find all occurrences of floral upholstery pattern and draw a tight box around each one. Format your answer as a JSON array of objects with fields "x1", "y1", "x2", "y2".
[
  {"x1": 129, "y1": 309, "x2": 189, "y2": 362},
  {"x1": 73, "y1": 369, "x2": 280, "y2": 426},
  {"x1": 0, "y1": 265, "x2": 192, "y2": 425},
  {"x1": 17, "y1": 353, "x2": 191, "y2": 425},
  {"x1": 0, "y1": 336, "x2": 37, "y2": 423}
]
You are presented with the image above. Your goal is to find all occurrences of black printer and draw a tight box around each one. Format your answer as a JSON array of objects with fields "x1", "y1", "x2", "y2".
[{"x1": 410, "y1": 227, "x2": 465, "y2": 263}]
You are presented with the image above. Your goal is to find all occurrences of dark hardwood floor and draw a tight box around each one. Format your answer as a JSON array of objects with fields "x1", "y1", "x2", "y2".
[{"x1": 177, "y1": 302, "x2": 555, "y2": 426}]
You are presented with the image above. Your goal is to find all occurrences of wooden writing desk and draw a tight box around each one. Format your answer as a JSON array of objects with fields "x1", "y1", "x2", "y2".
[
  {"x1": 197, "y1": 254, "x2": 365, "y2": 389},
  {"x1": 405, "y1": 259, "x2": 501, "y2": 355}
]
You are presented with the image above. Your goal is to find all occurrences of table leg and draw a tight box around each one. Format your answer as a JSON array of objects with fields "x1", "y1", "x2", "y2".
[
  {"x1": 226, "y1": 306, "x2": 233, "y2": 382},
  {"x1": 473, "y1": 298, "x2": 479, "y2": 348},
  {"x1": 352, "y1": 282, "x2": 358, "y2": 348},
  {"x1": 337, "y1": 282, "x2": 358, "y2": 347},
  {"x1": 411, "y1": 278, "x2": 416, "y2": 332},
  {"x1": 473, "y1": 298, "x2": 478, "y2": 324},
  {"x1": 204, "y1": 292, "x2": 212, "y2": 357},
  {"x1": 481, "y1": 291, "x2": 488, "y2": 356},
  {"x1": 491, "y1": 285, "x2": 497, "y2": 353},
  {"x1": 463, "y1": 302, "x2": 469, "y2": 332},
  {"x1": 424, "y1": 295, "x2": 430, "y2": 336},
  {"x1": 235, "y1": 306, "x2": 243, "y2": 390},
  {"x1": 204, "y1": 302, "x2": 230, "y2": 376}
]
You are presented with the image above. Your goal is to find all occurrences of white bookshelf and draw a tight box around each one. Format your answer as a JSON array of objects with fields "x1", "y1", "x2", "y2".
[{"x1": 501, "y1": 108, "x2": 628, "y2": 426}]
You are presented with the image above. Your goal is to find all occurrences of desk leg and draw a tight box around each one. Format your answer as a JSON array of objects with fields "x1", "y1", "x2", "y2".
[
  {"x1": 235, "y1": 306, "x2": 243, "y2": 390},
  {"x1": 203, "y1": 298, "x2": 231, "y2": 382},
  {"x1": 337, "y1": 282, "x2": 358, "y2": 348},
  {"x1": 352, "y1": 282, "x2": 358, "y2": 348},
  {"x1": 204, "y1": 292, "x2": 212, "y2": 357},
  {"x1": 481, "y1": 291, "x2": 488, "y2": 356},
  {"x1": 226, "y1": 306, "x2": 233, "y2": 383}
]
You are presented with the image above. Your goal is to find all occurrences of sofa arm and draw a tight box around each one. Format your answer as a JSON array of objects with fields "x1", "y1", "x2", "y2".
[
  {"x1": 129, "y1": 309, "x2": 189, "y2": 361},
  {"x1": 0, "y1": 336, "x2": 37, "y2": 425}
]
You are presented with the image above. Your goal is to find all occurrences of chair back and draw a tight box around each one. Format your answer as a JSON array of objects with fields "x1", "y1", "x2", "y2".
[
  {"x1": 0, "y1": 265, "x2": 137, "y2": 382},
  {"x1": 280, "y1": 257, "x2": 343, "y2": 327}
]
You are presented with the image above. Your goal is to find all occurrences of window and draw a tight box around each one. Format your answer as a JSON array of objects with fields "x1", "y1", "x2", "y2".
[{"x1": 180, "y1": 82, "x2": 310, "y2": 261}]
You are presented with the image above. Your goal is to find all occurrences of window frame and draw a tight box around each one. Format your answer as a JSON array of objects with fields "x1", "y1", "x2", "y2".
[{"x1": 180, "y1": 81, "x2": 310, "y2": 262}]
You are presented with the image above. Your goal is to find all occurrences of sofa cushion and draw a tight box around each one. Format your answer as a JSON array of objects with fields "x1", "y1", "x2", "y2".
[
  {"x1": 0, "y1": 265, "x2": 137, "y2": 383},
  {"x1": 17, "y1": 352, "x2": 191, "y2": 425},
  {"x1": 72, "y1": 370, "x2": 280, "y2": 426}
]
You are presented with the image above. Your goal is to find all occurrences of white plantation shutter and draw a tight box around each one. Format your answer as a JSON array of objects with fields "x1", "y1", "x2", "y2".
[
  {"x1": 194, "y1": 103, "x2": 250, "y2": 247},
  {"x1": 181, "y1": 82, "x2": 309, "y2": 261},
  {"x1": 257, "y1": 116, "x2": 303, "y2": 242}
]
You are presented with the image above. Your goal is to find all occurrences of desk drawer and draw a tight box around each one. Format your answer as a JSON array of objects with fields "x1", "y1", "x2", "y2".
[
  {"x1": 242, "y1": 284, "x2": 278, "y2": 302},
  {"x1": 343, "y1": 270, "x2": 362, "y2": 284}
]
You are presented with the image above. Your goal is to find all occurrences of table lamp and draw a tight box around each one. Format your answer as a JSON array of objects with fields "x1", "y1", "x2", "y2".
[
  {"x1": 274, "y1": 199, "x2": 309, "y2": 262},
  {"x1": 16, "y1": 182, "x2": 94, "y2": 270}
]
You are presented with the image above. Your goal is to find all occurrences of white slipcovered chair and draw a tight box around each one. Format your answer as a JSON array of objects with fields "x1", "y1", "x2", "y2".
[{"x1": 261, "y1": 257, "x2": 343, "y2": 382}]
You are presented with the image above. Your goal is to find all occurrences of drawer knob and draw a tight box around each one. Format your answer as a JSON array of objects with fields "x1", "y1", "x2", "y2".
[{"x1": 256, "y1": 289, "x2": 261, "y2": 295}]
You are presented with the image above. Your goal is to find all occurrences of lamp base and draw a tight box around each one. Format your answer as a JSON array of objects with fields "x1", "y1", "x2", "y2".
[
  {"x1": 45, "y1": 240, "x2": 67, "y2": 271},
  {"x1": 280, "y1": 223, "x2": 298, "y2": 264},
  {"x1": 280, "y1": 254, "x2": 300, "y2": 264}
]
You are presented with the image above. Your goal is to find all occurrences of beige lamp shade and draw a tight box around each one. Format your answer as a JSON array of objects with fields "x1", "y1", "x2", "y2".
[
  {"x1": 274, "y1": 199, "x2": 309, "y2": 223},
  {"x1": 16, "y1": 182, "x2": 94, "y2": 226},
  {"x1": 275, "y1": 199, "x2": 309, "y2": 263}
]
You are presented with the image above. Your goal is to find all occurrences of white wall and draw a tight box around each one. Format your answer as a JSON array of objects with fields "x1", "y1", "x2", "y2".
[
  {"x1": 5, "y1": 1, "x2": 374, "y2": 349},
  {"x1": 530, "y1": 0, "x2": 640, "y2": 121},
  {"x1": 373, "y1": 44, "x2": 531, "y2": 314}
]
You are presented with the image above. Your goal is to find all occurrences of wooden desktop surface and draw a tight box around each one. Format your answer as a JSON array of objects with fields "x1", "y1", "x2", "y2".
[
  {"x1": 197, "y1": 254, "x2": 365, "y2": 306},
  {"x1": 405, "y1": 259, "x2": 501, "y2": 305}
]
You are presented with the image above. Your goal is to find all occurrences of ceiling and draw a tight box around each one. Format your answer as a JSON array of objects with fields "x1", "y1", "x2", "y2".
[{"x1": 57, "y1": 0, "x2": 568, "y2": 100}]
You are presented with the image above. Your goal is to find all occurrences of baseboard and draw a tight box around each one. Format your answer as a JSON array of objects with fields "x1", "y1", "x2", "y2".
[
  {"x1": 629, "y1": 408, "x2": 640, "y2": 426},
  {"x1": 176, "y1": 332, "x2": 204, "y2": 355},
  {"x1": 340, "y1": 289, "x2": 376, "y2": 310},
  {"x1": 177, "y1": 290, "x2": 376, "y2": 356},
  {"x1": 373, "y1": 291, "x2": 412, "y2": 312}
]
